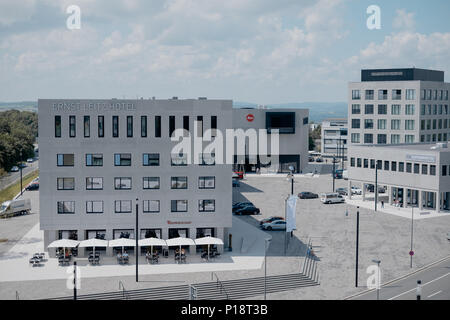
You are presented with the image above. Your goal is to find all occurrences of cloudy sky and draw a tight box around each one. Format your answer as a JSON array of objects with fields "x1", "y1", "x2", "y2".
[{"x1": 1, "y1": 0, "x2": 449, "y2": 104}]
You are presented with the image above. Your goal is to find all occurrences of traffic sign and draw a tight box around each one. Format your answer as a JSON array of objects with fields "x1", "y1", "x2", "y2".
[
  {"x1": 246, "y1": 114, "x2": 254, "y2": 122},
  {"x1": 409, "y1": 250, "x2": 414, "y2": 256}
]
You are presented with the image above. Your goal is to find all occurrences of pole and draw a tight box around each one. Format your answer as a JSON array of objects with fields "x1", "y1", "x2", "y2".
[
  {"x1": 264, "y1": 241, "x2": 267, "y2": 300},
  {"x1": 375, "y1": 165, "x2": 378, "y2": 212},
  {"x1": 377, "y1": 261, "x2": 380, "y2": 300},
  {"x1": 410, "y1": 206, "x2": 414, "y2": 268},
  {"x1": 291, "y1": 176, "x2": 294, "y2": 195},
  {"x1": 355, "y1": 207, "x2": 360, "y2": 287},
  {"x1": 73, "y1": 261, "x2": 77, "y2": 300},
  {"x1": 332, "y1": 156, "x2": 336, "y2": 192},
  {"x1": 416, "y1": 280, "x2": 422, "y2": 300},
  {"x1": 135, "y1": 198, "x2": 139, "y2": 282},
  {"x1": 284, "y1": 196, "x2": 287, "y2": 255},
  {"x1": 20, "y1": 151, "x2": 23, "y2": 197}
]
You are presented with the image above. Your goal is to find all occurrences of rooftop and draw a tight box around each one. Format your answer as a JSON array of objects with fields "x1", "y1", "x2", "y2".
[
  {"x1": 352, "y1": 142, "x2": 450, "y2": 152},
  {"x1": 361, "y1": 68, "x2": 444, "y2": 82}
]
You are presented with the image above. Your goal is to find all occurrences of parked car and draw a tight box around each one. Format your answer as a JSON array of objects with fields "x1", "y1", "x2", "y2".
[
  {"x1": 27, "y1": 158, "x2": 34, "y2": 163},
  {"x1": 315, "y1": 157, "x2": 323, "y2": 163},
  {"x1": 298, "y1": 192, "x2": 319, "y2": 199},
  {"x1": 18, "y1": 163, "x2": 26, "y2": 168},
  {"x1": 367, "y1": 184, "x2": 386, "y2": 193},
  {"x1": 0, "y1": 199, "x2": 31, "y2": 218},
  {"x1": 351, "y1": 186, "x2": 362, "y2": 195},
  {"x1": 233, "y1": 171, "x2": 244, "y2": 179},
  {"x1": 232, "y1": 202, "x2": 254, "y2": 212},
  {"x1": 10, "y1": 166, "x2": 19, "y2": 172},
  {"x1": 308, "y1": 157, "x2": 315, "y2": 162},
  {"x1": 234, "y1": 206, "x2": 260, "y2": 215},
  {"x1": 232, "y1": 179, "x2": 240, "y2": 187},
  {"x1": 334, "y1": 169, "x2": 343, "y2": 179},
  {"x1": 25, "y1": 182, "x2": 39, "y2": 191},
  {"x1": 261, "y1": 220, "x2": 286, "y2": 231},
  {"x1": 260, "y1": 216, "x2": 284, "y2": 226},
  {"x1": 336, "y1": 188, "x2": 348, "y2": 196},
  {"x1": 321, "y1": 193, "x2": 345, "y2": 204}
]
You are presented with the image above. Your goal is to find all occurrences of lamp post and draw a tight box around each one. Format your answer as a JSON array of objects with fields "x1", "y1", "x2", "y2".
[
  {"x1": 264, "y1": 238, "x2": 271, "y2": 300},
  {"x1": 73, "y1": 261, "x2": 77, "y2": 300},
  {"x1": 355, "y1": 206, "x2": 360, "y2": 287},
  {"x1": 416, "y1": 280, "x2": 422, "y2": 300},
  {"x1": 372, "y1": 259, "x2": 381, "y2": 300},
  {"x1": 375, "y1": 162, "x2": 379, "y2": 212},
  {"x1": 19, "y1": 150, "x2": 23, "y2": 197},
  {"x1": 410, "y1": 206, "x2": 414, "y2": 268},
  {"x1": 135, "y1": 198, "x2": 139, "y2": 282},
  {"x1": 332, "y1": 155, "x2": 336, "y2": 192}
]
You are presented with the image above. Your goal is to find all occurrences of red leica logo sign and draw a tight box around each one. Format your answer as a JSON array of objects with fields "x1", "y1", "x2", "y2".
[{"x1": 246, "y1": 114, "x2": 254, "y2": 122}]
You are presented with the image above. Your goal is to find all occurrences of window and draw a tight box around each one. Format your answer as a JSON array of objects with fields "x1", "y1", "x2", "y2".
[
  {"x1": 57, "y1": 201, "x2": 75, "y2": 214},
  {"x1": 377, "y1": 134, "x2": 387, "y2": 144},
  {"x1": 55, "y1": 116, "x2": 61, "y2": 138},
  {"x1": 197, "y1": 116, "x2": 203, "y2": 137},
  {"x1": 406, "y1": 89, "x2": 416, "y2": 100},
  {"x1": 98, "y1": 116, "x2": 104, "y2": 138},
  {"x1": 155, "y1": 116, "x2": 161, "y2": 137},
  {"x1": 351, "y1": 133, "x2": 360, "y2": 143},
  {"x1": 391, "y1": 161, "x2": 397, "y2": 172},
  {"x1": 127, "y1": 116, "x2": 133, "y2": 137},
  {"x1": 405, "y1": 135, "x2": 414, "y2": 143},
  {"x1": 115, "y1": 200, "x2": 132, "y2": 213},
  {"x1": 365, "y1": 90, "x2": 374, "y2": 100},
  {"x1": 392, "y1": 89, "x2": 402, "y2": 100},
  {"x1": 378, "y1": 90, "x2": 388, "y2": 100},
  {"x1": 426, "y1": 90, "x2": 432, "y2": 100},
  {"x1": 211, "y1": 116, "x2": 217, "y2": 137},
  {"x1": 114, "y1": 153, "x2": 131, "y2": 166},
  {"x1": 377, "y1": 119, "x2": 386, "y2": 130},
  {"x1": 421, "y1": 105, "x2": 426, "y2": 115},
  {"x1": 69, "y1": 115, "x2": 76, "y2": 137},
  {"x1": 84, "y1": 116, "x2": 90, "y2": 138},
  {"x1": 357, "y1": 158, "x2": 362, "y2": 167},
  {"x1": 86, "y1": 201, "x2": 103, "y2": 214},
  {"x1": 365, "y1": 104, "x2": 374, "y2": 114},
  {"x1": 143, "y1": 200, "x2": 160, "y2": 213},
  {"x1": 169, "y1": 115, "x2": 175, "y2": 137},
  {"x1": 141, "y1": 116, "x2": 147, "y2": 137},
  {"x1": 430, "y1": 165, "x2": 436, "y2": 176},
  {"x1": 391, "y1": 119, "x2": 401, "y2": 130},
  {"x1": 414, "y1": 164, "x2": 420, "y2": 174},
  {"x1": 363, "y1": 159, "x2": 368, "y2": 168},
  {"x1": 422, "y1": 164, "x2": 428, "y2": 175},
  {"x1": 350, "y1": 158, "x2": 355, "y2": 167},
  {"x1": 399, "y1": 162, "x2": 404, "y2": 172},
  {"x1": 115, "y1": 177, "x2": 132, "y2": 190},
  {"x1": 405, "y1": 120, "x2": 415, "y2": 130},
  {"x1": 199, "y1": 153, "x2": 215, "y2": 166},
  {"x1": 303, "y1": 117, "x2": 309, "y2": 125},
  {"x1": 384, "y1": 161, "x2": 389, "y2": 171},
  {"x1": 171, "y1": 200, "x2": 188, "y2": 212},
  {"x1": 391, "y1": 134, "x2": 400, "y2": 144},
  {"x1": 143, "y1": 153, "x2": 159, "y2": 166},
  {"x1": 370, "y1": 159, "x2": 375, "y2": 169},
  {"x1": 171, "y1": 153, "x2": 188, "y2": 166},
  {"x1": 377, "y1": 105, "x2": 387, "y2": 115},
  {"x1": 421, "y1": 89, "x2": 426, "y2": 100},
  {"x1": 391, "y1": 105, "x2": 401, "y2": 115},
  {"x1": 351, "y1": 104, "x2": 360, "y2": 114},
  {"x1": 86, "y1": 154, "x2": 103, "y2": 166},
  {"x1": 405, "y1": 105, "x2": 415, "y2": 115},
  {"x1": 351, "y1": 119, "x2": 360, "y2": 129},
  {"x1": 143, "y1": 177, "x2": 160, "y2": 190},
  {"x1": 352, "y1": 90, "x2": 361, "y2": 100},
  {"x1": 421, "y1": 120, "x2": 425, "y2": 130},
  {"x1": 364, "y1": 134, "x2": 373, "y2": 144},
  {"x1": 442, "y1": 165, "x2": 447, "y2": 176},
  {"x1": 86, "y1": 177, "x2": 103, "y2": 190},
  {"x1": 112, "y1": 116, "x2": 119, "y2": 137},
  {"x1": 183, "y1": 116, "x2": 189, "y2": 137},
  {"x1": 57, "y1": 154, "x2": 74, "y2": 166},
  {"x1": 406, "y1": 163, "x2": 412, "y2": 173},
  {"x1": 199, "y1": 200, "x2": 215, "y2": 212},
  {"x1": 57, "y1": 178, "x2": 75, "y2": 190},
  {"x1": 171, "y1": 177, "x2": 187, "y2": 189},
  {"x1": 364, "y1": 119, "x2": 373, "y2": 129},
  {"x1": 199, "y1": 176, "x2": 215, "y2": 189}
]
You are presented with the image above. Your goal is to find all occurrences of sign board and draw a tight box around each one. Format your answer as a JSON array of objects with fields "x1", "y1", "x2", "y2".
[{"x1": 405, "y1": 154, "x2": 436, "y2": 164}]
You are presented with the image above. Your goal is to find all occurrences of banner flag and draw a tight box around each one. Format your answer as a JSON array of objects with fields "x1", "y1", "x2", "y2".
[{"x1": 286, "y1": 195, "x2": 297, "y2": 232}]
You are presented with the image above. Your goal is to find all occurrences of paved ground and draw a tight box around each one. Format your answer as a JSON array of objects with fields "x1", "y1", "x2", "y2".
[
  {"x1": 0, "y1": 171, "x2": 449, "y2": 300},
  {"x1": 0, "y1": 160, "x2": 39, "y2": 191}
]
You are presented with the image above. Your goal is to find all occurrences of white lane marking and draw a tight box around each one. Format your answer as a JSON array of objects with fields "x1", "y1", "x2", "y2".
[
  {"x1": 388, "y1": 272, "x2": 450, "y2": 300},
  {"x1": 427, "y1": 291, "x2": 442, "y2": 298}
]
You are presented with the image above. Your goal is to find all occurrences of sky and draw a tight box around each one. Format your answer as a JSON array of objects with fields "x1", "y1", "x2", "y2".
[{"x1": 0, "y1": 0, "x2": 449, "y2": 104}]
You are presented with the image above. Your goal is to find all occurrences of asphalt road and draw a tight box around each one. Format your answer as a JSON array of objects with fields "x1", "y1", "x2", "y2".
[
  {"x1": 352, "y1": 256, "x2": 450, "y2": 300},
  {"x1": 0, "y1": 160, "x2": 39, "y2": 191}
]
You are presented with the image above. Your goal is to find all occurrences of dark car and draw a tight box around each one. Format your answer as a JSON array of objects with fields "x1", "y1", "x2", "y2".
[
  {"x1": 232, "y1": 202, "x2": 254, "y2": 211},
  {"x1": 315, "y1": 157, "x2": 323, "y2": 163},
  {"x1": 235, "y1": 206, "x2": 260, "y2": 215},
  {"x1": 298, "y1": 192, "x2": 319, "y2": 199},
  {"x1": 260, "y1": 216, "x2": 284, "y2": 225},
  {"x1": 25, "y1": 182, "x2": 39, "y2": 191},
  {"x1": 336, "y1": 187, "x2": 348, "y2": 196}
]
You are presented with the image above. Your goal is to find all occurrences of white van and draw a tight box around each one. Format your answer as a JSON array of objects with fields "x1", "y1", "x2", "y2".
[
  {"x1": 321, "y1": 193, "x2": 345, "y2": 204},
  {"x1": 0, "y1": 199, "x2": 31, "y2": 218}
]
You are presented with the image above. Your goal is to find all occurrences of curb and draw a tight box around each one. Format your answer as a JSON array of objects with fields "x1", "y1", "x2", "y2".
[{"x1": 343, "y1": 254, "x2": 450, "y2": 300}]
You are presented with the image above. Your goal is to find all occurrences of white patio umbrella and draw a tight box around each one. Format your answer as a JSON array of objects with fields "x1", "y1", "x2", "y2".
[
  {"x1": 108, "y1": 238, "x2": 136, "y2": 255},
  {"x1": 165, "y1": 237, "x2": 195, "y2": 259},
  {"x1": 48, "y1": 239, "x2": 80, "y2": 258},
  {"x1": 78, "y1": 238, "x2": 108, "y2": 258},
  {"x1": 138, "y1": 237, "x2": 167, "y2": 256},
  {"x1": 194, "y1": 236, "x2": 224, "y2": 260}
]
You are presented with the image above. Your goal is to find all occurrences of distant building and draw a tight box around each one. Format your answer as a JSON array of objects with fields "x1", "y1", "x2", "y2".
[
  {"x1": 321, "y1": 118, "x2": 348, "y2": 158},
  {"x1": 348, "y1": 68, "x2": 450, "y2": 146}
]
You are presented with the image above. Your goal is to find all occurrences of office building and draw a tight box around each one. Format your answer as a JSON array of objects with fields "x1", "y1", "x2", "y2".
[{"x1": 321, "y1": 118, "x2": 348, "y2": 158}]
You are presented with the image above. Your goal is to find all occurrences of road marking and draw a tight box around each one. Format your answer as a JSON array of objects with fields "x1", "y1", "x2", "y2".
[
  {"x1": 427, "y1": 291, "x2": 442, "y2": 298},
  {"x1": 388, "y1": 272, "x2": 450, "y2": 300}
]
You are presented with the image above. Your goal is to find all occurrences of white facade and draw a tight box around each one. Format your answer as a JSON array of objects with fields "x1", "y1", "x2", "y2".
[
  {"x1": 347, "y1": 142, "x2": 450, "y2": 212},
  {"x1": 348, "y1": 69, "x2": 450, "y2": 146},
  {"x1": 38, "y1": 98, "x2": 233, "y2": 256},
  {"x1": 321, "y1": 119, "x2": 348, "y2": 157}
]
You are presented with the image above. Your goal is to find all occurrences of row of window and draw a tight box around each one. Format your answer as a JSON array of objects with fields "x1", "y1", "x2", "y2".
[
  {"x1": 57, "y1": 199, "x2": 216, "y2": 214},
  {"x1": 351, "y1": 104, "x2": 417, "y2": 115},
  {"x1": 351, "y1": 119, "x2": 415, "y2": 130},
  {"x1": 350, "y1": 133, "x2": 415, "y2": 144},
  {"x1": 420, "y1": 104, "x2": 450, "y2": 116},
  {"x1": 420, "y1": 119, "x2": 450, "y2": 131},
  {"x1": 57, "y1": 176, "x2": 216, "y2": 190},
  {"x1": 57, "y1": 153, "x2": 216, "y2": 167},
  {"x1": 350, "y1": 158, "x2": 445, "y2": 176},
  {"x1": 352, "y1": 89, "x2": 449, "y2": 101},
  {"x1": 54, "y1": 115, "x2": 218, "y2": 138}
]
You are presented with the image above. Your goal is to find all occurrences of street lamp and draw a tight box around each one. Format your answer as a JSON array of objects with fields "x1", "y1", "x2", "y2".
[
  {"x1": 288, "y1": 165, "x2": 294, "y2": 195},
  {"x1": 19, "y1": 150, "x2": 23, "y2": 197},
  {"x1": 410, "y1": 206, "x2": 414, "y2": 268},
  {"x1": 135, "y1": 198, "x2": 139, "y2": 282},
  {"x1": 372, "y1": 259, "x2": 381, "y2": 300},
  {"x1": 355, "y1": 206, "x2": 360, "y2": 287},
  {"x1": 264, "y1": 238, "x2": 271, "y2": 300}
]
